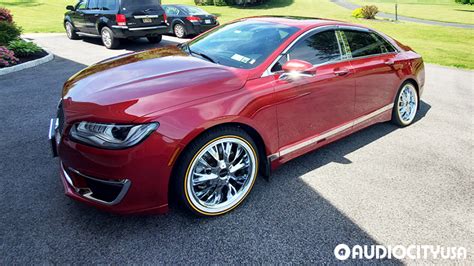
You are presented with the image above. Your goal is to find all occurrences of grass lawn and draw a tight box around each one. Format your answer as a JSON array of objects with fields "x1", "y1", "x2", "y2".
[
  {"x1": 351, "y1": 0, "x2": 474, "y2": 25},
  {"x1": 1, "y1": 0, "x2": 473, "y2": 69}
]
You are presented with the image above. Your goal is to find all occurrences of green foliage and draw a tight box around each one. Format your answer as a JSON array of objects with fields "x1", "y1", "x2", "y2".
[
  {"x1": 352, "y1": 8, "x2": 364, "y2": 18},
  {"x1": 8, "y1": 39, "x2": 42, "y2": 57},
  {"x1": 455, "y1": 0, "x2": 472, "y2": 4},
  {"x1": 0, "y1": 21, "x2": 22, "y2": 46},
  {"x1": 361, "y1": 5, "x2": 379, "y2": 19},
  {"x1": 0, "y1": 46, "x2": 19, "y2": 67}
]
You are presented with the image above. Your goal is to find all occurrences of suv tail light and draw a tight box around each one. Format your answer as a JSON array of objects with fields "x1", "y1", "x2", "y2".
[
  {"x1": 116, "y1": 14, "x2": 127, "y2": 26},
  {"x1": 163, "y1": 13, "x2": 167, "y2": 23},
  {"x1": 187, "y1": 16, "x2": 201, "y2": 22}
]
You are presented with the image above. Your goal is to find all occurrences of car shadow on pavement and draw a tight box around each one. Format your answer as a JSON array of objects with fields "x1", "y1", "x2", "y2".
[{"x1": 0, "y1": 55, "x2": 432, "y2": 264}]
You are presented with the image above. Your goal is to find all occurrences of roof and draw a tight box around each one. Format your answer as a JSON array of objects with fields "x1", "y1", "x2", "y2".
[{"x1": 243, "y1": 16, "x2": 352, "y2": 29}]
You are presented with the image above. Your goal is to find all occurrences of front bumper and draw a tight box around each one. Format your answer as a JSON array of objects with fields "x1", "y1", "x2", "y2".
[
  {"x1": 111, "y1": 25, "x2": 168, "y2": 38},
  {"x1": 50, "y1": 118, "x2": 179, "y2": 215}
]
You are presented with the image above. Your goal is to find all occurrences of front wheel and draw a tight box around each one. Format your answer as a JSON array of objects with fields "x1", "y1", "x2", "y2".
[
  {"x1": 101, "y1": 27, "x2": 119, "y2": 49},
  {"x1": 65, "y1": 21, "x2": 79, "y2": 40},
  {"x1": 147, "y1": 35, "x2": 162, "y2": 44},
  {"x1": 173, "y1": 127, "x2": 259, "y2": 216},
  {"x1": 392, "y1": 82, "x2": 419, "y2": 127}
]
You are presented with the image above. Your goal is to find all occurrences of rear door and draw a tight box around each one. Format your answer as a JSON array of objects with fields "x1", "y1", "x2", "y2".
[
  {"x1": 120, "y1": 0, "x2": 167, "y2": 29},
  {"x1": 339, "y1": 28, "x2": 400, "y2": 118}
]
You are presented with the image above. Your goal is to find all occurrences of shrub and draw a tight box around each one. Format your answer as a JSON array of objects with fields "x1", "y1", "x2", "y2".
[
  {"x1": 0, "y1": 7, "x2": 13, "y2": 23},
  {"x1": 0, "y1": 46, "x2": 19, "y2": 68},
  {"x1": 361, "y1": 5, "x2": 379, "y2": 19},
  {"x1": 8, "y1": 39, "x2": 42, "y2": 57},
  {"x1": 352, "y1": 8, "x2": 364, "y2": 18},
  {"x1": 0, "y1": 21, "x2": 22, "y2": 46},
  {"x1": 455, "y1": 0, "x2": 472, "y2": 4}
]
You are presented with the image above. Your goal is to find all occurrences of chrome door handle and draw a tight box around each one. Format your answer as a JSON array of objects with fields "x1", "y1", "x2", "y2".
[{"x1": 334, "y1": 69, "x2": 349, "y2": 76}]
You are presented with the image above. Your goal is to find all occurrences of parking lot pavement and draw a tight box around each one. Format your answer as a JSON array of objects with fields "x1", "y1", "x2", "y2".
[
  {"x1": 0, "y1": 34, "x2": 473, "y2": 264},
  {"x1": 23, "y1": 33, "x2": 186, "y2": 65}
]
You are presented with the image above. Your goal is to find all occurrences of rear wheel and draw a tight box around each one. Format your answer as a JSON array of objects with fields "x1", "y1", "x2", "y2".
[
  {"x1": 101, "y1": 27, "x2": 119, "y2": 49},
  {"x1": 147, "y1": 35, "x2": 162, "y2": 44},
  {"x1": 173, "y1": 23, "x2": 186, "y2": 38},
  {"x1": 173, "y1": 127, "x2": 259, "y2": 216},
  {"x1": 392, "y1": 82, "x2": 419, "y2": 127},
  {"x1": 65, "y1": 21, "x2": 79, "y2": 40}
]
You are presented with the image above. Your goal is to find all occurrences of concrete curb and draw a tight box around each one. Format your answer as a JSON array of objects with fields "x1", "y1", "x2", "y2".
[{"x1": 0, "y1": 49, "x2": 54, "y2": 76}]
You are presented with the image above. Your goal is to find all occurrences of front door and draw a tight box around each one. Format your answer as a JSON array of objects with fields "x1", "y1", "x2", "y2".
[
  {"x1": 272, "y1": 29, "x2": 356, "y2": 156},
  {"x1": 71, "y1": 0, "x2": 88, "y2": 32}
]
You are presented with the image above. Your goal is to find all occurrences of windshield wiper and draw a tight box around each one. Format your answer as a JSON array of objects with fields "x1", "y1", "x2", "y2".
[{"x1": 182, "y1": 44, "x2": 217, "y2": 64}]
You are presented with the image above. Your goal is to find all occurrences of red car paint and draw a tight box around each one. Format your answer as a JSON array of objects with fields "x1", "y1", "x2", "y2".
[{"x1": 56, "y1": 17, "x2": 424, "y2": 214}]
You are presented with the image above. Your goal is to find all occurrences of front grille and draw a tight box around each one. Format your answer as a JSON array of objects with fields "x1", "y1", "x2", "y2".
[{"x1": 57, "y1": 102, "x2": 65, "y2": 134}]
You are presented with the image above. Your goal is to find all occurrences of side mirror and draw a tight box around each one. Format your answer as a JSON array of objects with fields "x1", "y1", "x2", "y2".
[
  {"x1": 66, "y1": 5, "x2": 75, "y2": 11},
  {"x1": 280, "y1": 59, "x2": 316, "y2": 81}
]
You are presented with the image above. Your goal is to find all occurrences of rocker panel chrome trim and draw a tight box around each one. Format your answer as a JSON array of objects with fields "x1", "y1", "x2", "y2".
[{"x1": 269, "y1": 103, "x2": 394, "y2": 160}]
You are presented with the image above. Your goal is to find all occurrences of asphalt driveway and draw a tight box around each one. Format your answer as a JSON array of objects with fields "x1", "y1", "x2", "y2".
[{"x1": 0, "y1": 34, "x2": 473, "y2": 264}]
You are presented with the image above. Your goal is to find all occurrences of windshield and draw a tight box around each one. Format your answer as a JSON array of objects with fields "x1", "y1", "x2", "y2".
[{"x1": 186, "y1": 20, "x2": 299, "y2": 69}]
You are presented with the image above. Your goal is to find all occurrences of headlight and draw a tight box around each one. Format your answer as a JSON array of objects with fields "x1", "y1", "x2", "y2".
[{"x1": 69, "y1": 121, "x2": 159, "y2": 149}]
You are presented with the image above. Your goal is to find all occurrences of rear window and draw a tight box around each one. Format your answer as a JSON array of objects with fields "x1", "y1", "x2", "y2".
[
  {"x1": 181, "y1": 6, "x2": 207, "y2": 15},
  {"x1": 121, "y1": 0, "x2": 161, "y2": 9}
]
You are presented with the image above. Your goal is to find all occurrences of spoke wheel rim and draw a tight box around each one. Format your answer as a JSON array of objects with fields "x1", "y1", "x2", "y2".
[
  {"x1": 175, "y1": 24, "x2": 184, "y2": 37},
  {"x1": 102, "y1": 30, "x2": 112, "y2": 47},
  {"x1": 66, "y1": 23, "x2": 72, "y2": 38},
  {"x1": 397, "y1": 84, "x2": 418, "y2": 124},
  {"x1": 186, "y1": 137, "x2": 257, "y2": 214}
]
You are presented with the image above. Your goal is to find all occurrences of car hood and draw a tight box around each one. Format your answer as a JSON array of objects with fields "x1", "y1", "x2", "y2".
[{"x1": 62, "y1": 46, "x2": 248, "y2": 123}]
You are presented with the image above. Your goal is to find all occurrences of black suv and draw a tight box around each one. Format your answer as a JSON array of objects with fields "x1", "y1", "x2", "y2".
[{"x1": 64, "y1": 0, "x2": 168, "y2": 49}]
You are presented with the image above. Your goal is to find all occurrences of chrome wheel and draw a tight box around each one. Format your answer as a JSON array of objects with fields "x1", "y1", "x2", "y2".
[
  {"x1": 185, "y1": 137, "x2": 257, "y2": 214},
  {"x1": 101, "y1": 29, "x2": 112, "y2": 48},
  {"x1": 397, "y1": 83, "x2": 418, "y2": 125},
  {"x1": 174, "y1": 24, "x2": 185, "y2": 38},
  {"x1": 66, "y1": 22, "x2": 72, "y2": 39}
]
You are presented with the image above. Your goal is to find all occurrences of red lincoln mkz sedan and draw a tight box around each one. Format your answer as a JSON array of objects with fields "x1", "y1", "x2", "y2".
[{"x1": 49, "y1": 16, "x2": 425, "y2": 216}]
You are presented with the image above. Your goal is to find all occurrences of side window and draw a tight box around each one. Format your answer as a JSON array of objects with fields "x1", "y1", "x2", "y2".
[
  {"x1": 271, "y1": 30, "x2": 341, "y2": 72},
  {"x1": 167, "y1": 7, "x2": 180, "y2": 16},
  {"x1": 99, "y1": 0, "x2": 117, "y2": 10},
  {"x1": 372, "y1": 33, "x2": 396, "y2": 53},
  {"x1": 342, "y1": 30, "x2": 394, "y2": 58},
  {"x1": 77, "y1": 0, "x2": 88, "y2": 10},
  {"x1": 88, "y1": 0, "x2": 99, "y2": 10}
]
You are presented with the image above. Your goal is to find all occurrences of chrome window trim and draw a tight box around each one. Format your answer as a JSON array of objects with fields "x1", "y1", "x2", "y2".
[
  {"x1": 268, "y1": 103, "x2": 394, "y2": 160},
  {"x1": 261, "y1": 25, "x2": 400, "y2": 78}
]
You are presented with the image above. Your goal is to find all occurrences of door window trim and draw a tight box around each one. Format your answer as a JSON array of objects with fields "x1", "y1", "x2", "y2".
[
  {"x1": 262, "y1": 25, "x2": 400, "y2": 77},
  {"x1": 337, "y1": 28, "x2": 399, "y2": 61}
]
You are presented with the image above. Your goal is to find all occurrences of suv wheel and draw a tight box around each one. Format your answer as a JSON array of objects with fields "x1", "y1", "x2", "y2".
[
  {"x1": 173, "y1": 23, "x2": 186, "y2": 38},
  {"x1": 147, "y1": 35, "x2": 162, "y2": 44},
  {"x1": 101, "y1": 27, "x2": 119, "y2": 49},
  {"x1": 65, "y1": 21, "x2": 79, "y2": 40}
]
